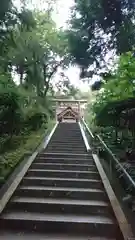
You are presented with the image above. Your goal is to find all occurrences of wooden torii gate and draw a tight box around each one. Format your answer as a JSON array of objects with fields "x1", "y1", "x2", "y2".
[{"x1": 52, "y1": 99, "x2": 87, "y2": 122}]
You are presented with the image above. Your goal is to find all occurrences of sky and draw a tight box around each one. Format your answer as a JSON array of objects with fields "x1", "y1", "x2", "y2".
[
  {"x1": 52, "y1": 0, "x2": 89, "y2": 90},
  {"x1": 13, "y1": 0, "x2": 90, "y2": 91},
  {"x1": 53, "y1": 0, "x2": 74, "y2": 28},
  {"x1": 54, "y1": 0, "x2": 93, "y2": 91}
]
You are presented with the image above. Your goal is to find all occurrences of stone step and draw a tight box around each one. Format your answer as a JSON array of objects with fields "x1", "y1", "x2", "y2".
[
  {"x1": 48, "y1": 138, "x2": 84, "y2": 142},
  {"x1": 51, "y1": 135, "x2": 83, "y2": 139},
  {"x1": 52, "y1": 136, "x2": 83, "y2": 139},
  {"x1": 45, "y1": 147, "x2": 86, "y2": 151},
  {"x1": 0, "y1": 231, "x2": 117, "y2": 240},
  {"x1": 46, "y1": 145, "x2": 86, "y2": 149},
  {"x1": 50, "y1": 140, "x2": 84, "y2": 144},
  {"x1": 49, "y1": 136, "x2": 84, "y2": 139},
  {"x1": 52, "y1": 125, "x2": 81, "y2": 129},
  {"x1": 39, "y1": 152, "x2": 90, "y2": 159},
  {"x1": 53, "y1": 130, "x2": 82, "y2": 134},
  {"x1": 53, "y1": 131, "x2": 82, "y2": 134},
  {"x1": 26, "y1": 169, "x2": 100, "y2": 180},
  {"x1": 7, "y1": 197, "x2": 112, "y2": 217},
  {"x1": 0, "y1": 122, "x2": 122, "y2": 239},
  {"x1": 48, "y1": 142, "x2": 85, "y2": 146},
  {"x1": 34, "y1": 157, "x2": 92, "y2": 165},
  {"x1": 45, "y1": 149, "x2": 87, "y2": 154},
  {"x1": 50, "y1": 140, "x2": 85, "y2": 144},
  {"x1": 0, "y1": 212, "x2": 118, "y2": 238},
  {"x1": 31, "y1": 163, "x2": 96, "y2": 171},
  {"x1": 50, "y1": 141, "x2": 84, "y2": 144},
  {"x1": 37, "y1": 153, "x2": 92, "y2": 159},
  {"x1": 22, "y1": 177, "x2": 103, "y2": 189},
  {"x1": 45, "y1": 152, "x2": 87, "y2": 154},
  {"x1": 15, "y1": 186, "x2": 108, "y2": 201}
]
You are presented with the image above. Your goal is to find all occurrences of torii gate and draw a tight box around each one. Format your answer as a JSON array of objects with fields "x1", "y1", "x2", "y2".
[{"x1": 51, "y1": 99, "x2": 87, "y2": 122}]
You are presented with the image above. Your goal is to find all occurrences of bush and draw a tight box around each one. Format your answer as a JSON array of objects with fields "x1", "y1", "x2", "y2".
[
  {"x1": 0, "y1": 120, "x2": 54, "y2": 185},
  {"x1": 24, "y1": 106, "x2": 48, "y2": 131},
  {"x1": 0, "y1": 77, "x2": 23, "y2": 136},
  {"x1": 0, "y1": 135, "x2": 10, "y2": 153}
]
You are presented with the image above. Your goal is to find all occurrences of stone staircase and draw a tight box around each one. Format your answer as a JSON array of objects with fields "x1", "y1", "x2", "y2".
[{"x1": 0, "y1": 122, "x2": 123, "y2": 239}]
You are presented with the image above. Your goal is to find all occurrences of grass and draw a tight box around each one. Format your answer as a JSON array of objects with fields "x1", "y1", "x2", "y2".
[{"x1": 0, "y1": 120, "x2": 55, "y2": 185}]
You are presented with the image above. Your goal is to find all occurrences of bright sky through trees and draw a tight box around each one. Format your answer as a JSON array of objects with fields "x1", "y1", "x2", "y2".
[{"x1": 13, "y1": 0, "x2": 89, "y2": 91}]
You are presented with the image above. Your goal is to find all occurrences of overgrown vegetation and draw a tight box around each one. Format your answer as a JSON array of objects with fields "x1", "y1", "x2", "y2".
[
  {"x1": 84, "y1": 53, "x2": 135, "y2": 201},
  {"x1": 0, "y1": 120, "x2": 54, "y2": 185},
  {"x1": 1, "y1": 0, "x2": 135, "y2": 198},
  {"x1": 91, "y1": 52, "x2": 135, "y2": 155},
  {"x1": 67, "y1": 0, "x2": 135, "y2": 79},
  {"x1": 68, "y1": 0, "x2": 135, "y2": 199},
  {"x1": 0, "y1": 0, "x2": 70, "y2": 185},
  {"x1": 67, "y1": 3, "x2": 135, "y2": 212}
]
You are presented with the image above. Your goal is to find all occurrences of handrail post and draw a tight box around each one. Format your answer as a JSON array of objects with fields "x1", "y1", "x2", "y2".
[{"x1": 109, "y1": 157, "x2": 112, "y2": 179}]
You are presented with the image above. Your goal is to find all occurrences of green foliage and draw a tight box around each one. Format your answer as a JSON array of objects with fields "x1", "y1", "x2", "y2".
[
  {"x1": 92, "y1": 52, "x2": 135, "y2": 115},
  {"x1": 0, "y1": 0, "x2": 69, "y2": 186},
  {"x1": 6, "y1": 11, "x2": 69, "y2": 97},
  {"x1": 89, "y1": 52, "x2": 135, "y2": 164},
  {"x1": 0, "y1": 70, "x2": 55, "y2": 184},
  {"x1": 0, "y1": 75, "x2": 23, "y2": 136},
  {"x1": 0, "y1": 71, "x2": 52, "y2": 139},
  {"x1": 67, "y1": 0, "x2": 135, "y2": 77},
  {"x1": 0, "y1": 121, "x2": 54, "y2": 184},
  {"x1": 24, "y1": 105, "x2": 47, "y2": 131},
  {"x1": 55, "y1": 72, "x2": 80, "y2": 98},
  {"x1": 91, "y1": 81, "x2": 103, "y2": 91}
]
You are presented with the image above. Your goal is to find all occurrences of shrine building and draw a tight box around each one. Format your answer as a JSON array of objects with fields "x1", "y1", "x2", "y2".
[{"x1": 51, "y1": 99, "x2": 87, "y2": 122}]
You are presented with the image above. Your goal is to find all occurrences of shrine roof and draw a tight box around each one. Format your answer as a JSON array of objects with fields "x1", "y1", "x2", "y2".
[{"x1": 57, "y1": 106, "x2": 79, "y2": 118}]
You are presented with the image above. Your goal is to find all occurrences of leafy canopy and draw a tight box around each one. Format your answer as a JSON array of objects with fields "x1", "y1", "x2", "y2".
[
  {"x1": 92, "y1": 52, "x2": 135, "y2": 126},
  {"x1": 67, "y1": 0, "x2": 135, "y2": 78}
]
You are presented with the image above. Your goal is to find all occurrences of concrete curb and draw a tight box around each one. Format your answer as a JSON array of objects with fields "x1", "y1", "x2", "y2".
[{"x1": 0, "y1": 122, "x2": 57, "y2": 214}]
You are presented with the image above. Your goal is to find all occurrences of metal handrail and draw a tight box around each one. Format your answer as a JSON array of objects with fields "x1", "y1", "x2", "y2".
[
  {"x1": 96, "y1": 134, "x2": 135, "y2": 189},
  {"x1": 81, "y1": 118, "x2": 94, "y2": 139},
  {"x1": 79, "y1": 121, "x2": 91, "y2": 151},
  {"x1": 81, "y1": 118, "x2": 135, "y2": 190}
]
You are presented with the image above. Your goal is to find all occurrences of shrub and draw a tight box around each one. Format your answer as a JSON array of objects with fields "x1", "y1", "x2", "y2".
[
  {"x1": 24, "y1": 105, "x2": 48, "y2": 131},
  {"x1": 0, "y1": 76, "x2": 23, "y2": 136}
]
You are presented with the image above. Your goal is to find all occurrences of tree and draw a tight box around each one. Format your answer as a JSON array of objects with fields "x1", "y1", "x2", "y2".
[
  {"x1": 0, "y1": 1, "x2": 36, "y2": 73},
  {"x1": 34, "y1": 11, "x2": 69, "y2": 96},
  {"x1": 67, "y1": 0, "x2": 135, "y2": 78},
  {"x1": 91, "y1": 52, "x2": 135, "y2": 137},
  {"x1": 0, "y1": 1, "x2": 62, "y2": 139},
  {"x1": 7, "y1": 11, "x2": 69, "y2": 97},
  {"x1": 54, "y1": 72, "x2": 79, "y2": 98},
  {"x1": 91, "y1": 81, "x2": 103, "y2": 91},
  {"x1": 0, "y1": 0, "x2": 62, "y2": 177},
  {"x1": 89, "y1": 53, "x2": 135, "y2": 189}
]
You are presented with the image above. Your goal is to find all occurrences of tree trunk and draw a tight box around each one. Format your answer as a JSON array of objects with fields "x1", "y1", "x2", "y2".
[
  {"x1": 44, "y1": 80, "x2": 49, "y2": 96},
  {"x1": 19, "y1": 65, "x2": 24, "y2": 85},
  {"x1": 20, "y1": 72, "x2": 23, "y2": 85}
]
